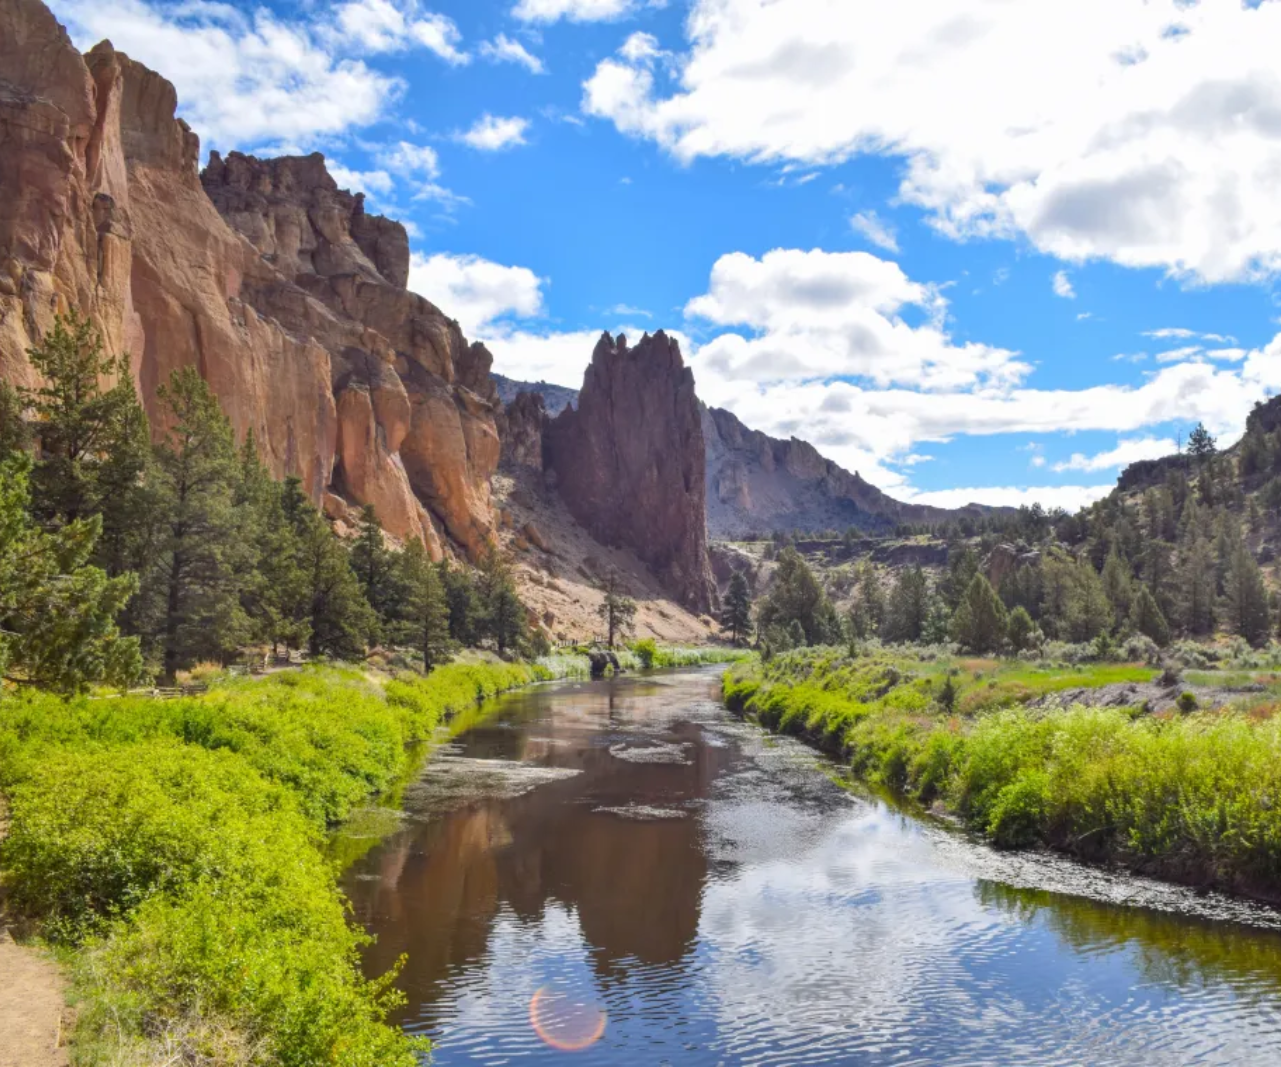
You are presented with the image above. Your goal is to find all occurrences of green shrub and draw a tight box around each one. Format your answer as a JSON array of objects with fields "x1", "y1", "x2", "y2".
[
  {"x1": 632, "y1": 638, "x2": 659, "y2": 668},
  {"x1": 1179, "y1": 691, "x2": 1199, "y2": 713}
]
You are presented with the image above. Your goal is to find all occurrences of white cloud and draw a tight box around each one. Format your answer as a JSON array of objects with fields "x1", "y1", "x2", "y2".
[
  {"x1": 328, "y1": 0, "x2": 468, "y2": 63},
  {"x1": 479, "y1": 34, "x2": 545, "y2": 73},
  {"x1": 375, "y1": 141, "x2": 440, "y2": 179},
  {"x1": 50, "y1": 0, "x2": 406, "y2": 149},
  {"x1": 619, "y1": 32, "x2": 664, "y2": 64},
  {"x1": 327, "y1": 163, "x2": 395, "y2": 198},
  {"x1": 903, "y1": 484, "x2": 1115, "y2": 512},
  {"x1": 487, "y1": 326, "x2": 695, "y2": 389},
  {"x1": 1052, "y1": 270, "x2": 1076, "y2": 299},
  {"x1": 608, "y1": 304, "x2": 652, "y2": 317},
  {"x1": 457, "y1": 114, "x2": 531, "y2": 151},
  {"x1": 1051, "y1": 436, "x2": 1178, "y2": 472},
  {"x1": 407, "y1": 253, "x2": 544, "y2": 336},
  {"x1": 685, "y1": 248, "x2": 1028, "y2": 392},
  {"x1": 849, "y1": 211, "x2": 899, "y2": 253},
  {"x1": 582, "y1": 0, "x2": 1281, "y2": 283},
  {"x1": 513, "y1": 0, "x2": 665, "y2": 24},
  {"x1": 1143, "y1": 327, "x2": 1237, "y2": 343},
  {"x1": 409, "y1": 11, "x2": 469, "y2": 64}
]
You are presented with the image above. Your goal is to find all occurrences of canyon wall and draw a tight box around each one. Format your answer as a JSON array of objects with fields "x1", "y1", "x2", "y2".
[
  {"x1": 0, "y1": 0, "x2": 499, "y2": 560},
  {"x1": 545, "y1": 332, "x2": 716, "y2": 614}
]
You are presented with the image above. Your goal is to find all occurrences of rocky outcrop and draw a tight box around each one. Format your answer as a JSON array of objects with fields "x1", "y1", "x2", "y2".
[
  {"x1": 704, "y1": 405, "x2": 1006, "y2": 539},
  {"x1": 0, "y1": 0, "x2": 500, "y2": 561},
  {"x1": 493, "y1": 373, "x2": 577, "y2": 417},
  {"x1": 499, "y1": 390, "x2": 546, "y2": 471},
  {"x1": 545, "y1": 332, "x2": 716, "y2": 614}
]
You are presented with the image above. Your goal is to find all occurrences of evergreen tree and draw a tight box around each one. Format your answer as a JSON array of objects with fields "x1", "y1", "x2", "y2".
[
  {"x1": 20, "y1": 311, "x2": 147, "y2": 528},
  {"x1": 0, "y1": 455, "x2": 143, "y2": 694},
  {"x1": 284, "y1": 485, "x2": 376, "y2": 661},
  {"x1": 1224, "y1": 543, "x2": 1271, "y2": 647},
  {"x1": 950, "y1": 573, "x2": 1009, "y2": 653},
  {"x1": 1187, "y1": 422, "x2": 1217, "y2": 464},
  {"x1": 1178, "y1": 538, "x2": 1217, "y2": 636},
  {"x1": 848, "y1": 563, "x2": 884, "y2": 639},
  {"x1": 395, "y1": 538, "x2": 453, "y2": 672},
  {"x1": 721, "y1": 572, "x2": 753, "y2": 645},
  {"x1": 350, "y1": 504, "x2": 397, "y2": 627},
  {"x1": 440, "y1": 560, "x2": 481, "y2": 646},
  {"x1": 596, "y1": 570, "x2": 638, "y2": 647},
  {"x1": 237, "y1": 453, "x2": 311, "y2": 654},
  {"x1": 149, "y1": 369, "x2": 249, "y2": 680},
  {"x1": 883, "y1": 565, "x2": 930, "y2": 643},
  {"x1": 1129, "y1": 585, "x2": 1171, "y2": 646},
  {"x1": 1006, "y1": 605, "x2": 1039, "y2": 652},
  {"x1": 941, "y1": 545, "x2": 980, "y2": 611},
  {"x1": 0, "y1": 381, "x2": 30, "y2": 456},
  {"x1": 1100, "y1": 548, "x2": 1134, "y2": 628},
  {"x1": 477, "y1": 549, "x2": 527, "y2": 654},
  {"x1": 756, "y1": 547, "x2": 833, "y2": 645}
]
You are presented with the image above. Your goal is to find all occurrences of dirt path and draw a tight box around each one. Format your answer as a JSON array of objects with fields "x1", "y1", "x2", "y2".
[
  {"x1": 0, "y1": 934, "x2": 69, "y2": 1067},
  {"x1": 0, "y1": 794, "x2": 70, "y2": 1067}
]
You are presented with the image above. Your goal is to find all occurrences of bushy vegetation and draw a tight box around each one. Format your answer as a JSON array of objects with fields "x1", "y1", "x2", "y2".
[
  {"x1": 725, "y1": 649, "x2": 1281, "y2": 899},
  {"x1": 0, "y1": 662, "x2": 544, "y2": 1065}
]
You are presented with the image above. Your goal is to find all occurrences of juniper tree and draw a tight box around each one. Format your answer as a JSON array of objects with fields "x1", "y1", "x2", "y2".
[
  {"x1": 721, "y1": 571, "x2": 753, "y2": 645},
  {"x1": 950, "y1": 573, "x2": 1008, "y2": 654},
  {"x1": 597, "y1": 570, "x2": 638, "y2": 647},
  {"x1": 396, "y1": 538, "x2": 453, "y2": 672},
  {"x1": 1129, "y1": 585, "x2": 1172, "y2": 647},
  {"x1": 1224, "y1": 543, "x2": 1271, "y2": 647}
]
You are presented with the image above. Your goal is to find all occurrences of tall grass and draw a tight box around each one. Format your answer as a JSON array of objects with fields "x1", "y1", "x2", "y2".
[
  {"x1": 724, "y1": 650, "x2": 1281, "y2": 901},
  {"x1": 0, "y1": 662, "x2": 544, "y2": 1066}
]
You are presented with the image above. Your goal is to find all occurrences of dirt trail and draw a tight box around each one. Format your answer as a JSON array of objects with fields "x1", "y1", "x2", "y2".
[{"x1": 0, "y1": 795, "x2": 70, "y2": 1067}]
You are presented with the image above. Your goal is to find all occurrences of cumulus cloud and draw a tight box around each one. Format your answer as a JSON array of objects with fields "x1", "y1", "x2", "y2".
[
  {"x1": 514, "y1": 0, "x2": 665, "y2": 23},
  {"x1": 457, "y1": 114, "x2": 531, "y2": 151},
  {"x1": 849, "y1": 211, "x2": 899, "y2": 253},
  {"x1": 375, "y1": 141, "x2": 441, "y2": 180},
  {"x1": 479, "y1": 34, "x2": 546, "y2": 73},
  {"x1": 48, "y1": 0, "x2": 462, "y2": 150},
  {"x1": 1052, "y1": 270, "x2": 1076, "y2": 299},
  {"x1": 327, "y1": 163, "x2": 395, "y2": 199},
  {"x1": 903, "y1": 485, "x2": 1115, "y2": 512},
  {"x1": 1144, "y1": 327, "x2": 1237, "y2": 343},
  {"x1": 407, "y1": 253, "x2": 544, "y2": 336},
  {"x1": 582, "y1": 0, "x2": 1281, "y2": 283},
  {"x1": 685, "y1": 248, "x2": 1028, "y2": 391},
  {"x1": 1051, "y1": 436, "x2": 1178, "y2": 472}
]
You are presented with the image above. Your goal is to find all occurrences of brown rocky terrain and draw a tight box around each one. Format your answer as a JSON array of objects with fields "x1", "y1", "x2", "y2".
[
  {"x1": 0, "y1": 0, "x2": 498, "y2": 561},
  {"x1": 544, "y1": 332, "x2": 717, "y2": 615},
  {"x1": 704, "y1": 405, "x2": 1005, "y2": 539}
]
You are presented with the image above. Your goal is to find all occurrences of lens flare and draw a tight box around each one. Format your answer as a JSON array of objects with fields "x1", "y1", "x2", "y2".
[{"x1": 529, "y1": 986, "x2": 608, "y2": 1051}]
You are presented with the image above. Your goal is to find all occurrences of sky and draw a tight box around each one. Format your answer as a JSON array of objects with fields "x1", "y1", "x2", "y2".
[{"x1": 47, "y1": 0, "x2": 1281, "y2": 511}]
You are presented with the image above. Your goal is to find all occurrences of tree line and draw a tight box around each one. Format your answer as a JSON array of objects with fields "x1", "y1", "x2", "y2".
[
  {"x1": 0, "y1": 314, "x2": 541, "y2": 694},
  {"x1": 736, "y1": 418, "x2": 1280, "y2": 656}
]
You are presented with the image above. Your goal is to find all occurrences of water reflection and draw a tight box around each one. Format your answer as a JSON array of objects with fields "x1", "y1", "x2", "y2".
[{"x1": 343, "y1": 670, "x2": 1281, "y2": 1066}]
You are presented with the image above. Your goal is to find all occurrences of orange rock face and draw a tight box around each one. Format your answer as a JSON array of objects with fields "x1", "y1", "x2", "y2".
[{"x1": 0, "y1": 0, "x2": 499, "y2": 560}]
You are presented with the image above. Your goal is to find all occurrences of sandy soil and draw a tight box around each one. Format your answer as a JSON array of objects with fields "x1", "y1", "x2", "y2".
[{"x1": 492, "y1": 469, "x2": 722, "y2": 645}]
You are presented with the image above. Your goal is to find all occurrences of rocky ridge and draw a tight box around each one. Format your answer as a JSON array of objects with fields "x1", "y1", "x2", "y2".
[{"x1": 0, "y1": 0, "x2": 498, "y2": 560}]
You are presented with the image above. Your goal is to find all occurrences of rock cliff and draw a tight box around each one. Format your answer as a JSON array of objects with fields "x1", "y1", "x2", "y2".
[
  {"x1": 545, "y1": 332, "x2": 716, "y2": 614},
  {"x1": 704, "y1": 405, "x2": 1004, "y2": 538},
  {"x1": 0, "y1": 0, "x2": 499, "y2": 560}
]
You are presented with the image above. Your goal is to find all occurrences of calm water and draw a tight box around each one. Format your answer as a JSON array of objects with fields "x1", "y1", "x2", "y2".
[{"x1": 342, "y1": 668, "x2": 1281, "y2": 1066}]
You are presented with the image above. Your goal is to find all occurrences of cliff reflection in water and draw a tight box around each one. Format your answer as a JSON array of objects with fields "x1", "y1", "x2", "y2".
[{"x1": 347, "y1": 675, "x2": 727, "y2": 1014}]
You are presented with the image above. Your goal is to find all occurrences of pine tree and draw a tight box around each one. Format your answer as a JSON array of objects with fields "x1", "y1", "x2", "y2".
[
  {"x1": 1178, "y1": 538, "x2": 1217, "y2": 636},
  {"x1": 848, "y1": 563, "x2": 884, "y2": 639},
  {"x1": 149, "y1": 369, "x2": 249, "y2": 680},
  {"x1": 20, "y1": 311, "x2": 147, "y2": 527},
  {"x1": 350, "y1": 504, "x2": 397, "y2": 628},
  {"x1": 884, "y1": 565, "x2": 930, "y2": 643},
  {"x1": 1224, "y1": 543, "x2": 1271, "y2": 647},
  {"x1": 941, "y1": 545, "x2": 979, "y2": 611},
  {"x1": 721, "y1": 572, "x2": 753, "y2": 645},
  {"x1": 283, "y1": 485, "x2": 376, "y2": 661},
  {"x1": 0, "y1": 455, "x2": 143, "y2": 694},
  {"x1": 1187, "y1": 422, "x2": 1217, "y2": 464},
  {"x1": 396, "y1": 538, "x2": 453, "y2": 672},
  {"x1": 237, "y1": 453, "x2": 312, "y2": 654},
  {"x1": 596, "y1": 570, "x2": 638, "y2": 647},
  {"x1": 1006, "y1": 605, "x2": 1039, "y2": 652},
  {"x1": 1129, "y1": 585, "x2": 1171, "y2": 646},
  {"x1": 477, "y1": 549, "x2": 527, "y2": 654},
  {"x1": 756, "y1": 547, "x2": 833, "y2": 645},
  {"x1": 1100, "y1": 548, "x2": 1134, "y2": 627},
  {"x1": 950, "y1": 573, "x2": 1009, "y2": 653},
  {"x1": 0, "y1": 381, "x2": 29, "y2": 456}
]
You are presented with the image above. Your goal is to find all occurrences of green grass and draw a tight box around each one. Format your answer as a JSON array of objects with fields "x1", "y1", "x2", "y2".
[
  {"x1": 724, "y1": 649, "x2": 1281, "y2": 901},
  {"x1": 0, "y1": 661, "x2": 550, "y2": 1066}
]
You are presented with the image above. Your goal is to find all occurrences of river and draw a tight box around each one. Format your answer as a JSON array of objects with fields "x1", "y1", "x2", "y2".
[{"x1": 341, "y1": 667, "x2": 1281, "y2": 1065}]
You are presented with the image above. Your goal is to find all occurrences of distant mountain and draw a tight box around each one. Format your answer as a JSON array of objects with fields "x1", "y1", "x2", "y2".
[{"x1": 492, "y1": 373, "x2": 578, "y2": 417}]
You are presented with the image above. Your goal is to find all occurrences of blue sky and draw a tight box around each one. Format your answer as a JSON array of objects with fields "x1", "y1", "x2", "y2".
[{"x1": 50, "y1": 0, "x2": 1281, "y2": 510}]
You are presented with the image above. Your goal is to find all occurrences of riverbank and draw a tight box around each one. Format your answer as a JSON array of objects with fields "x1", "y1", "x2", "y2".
[
  {"x1": 0, "y1": 660, "x2": 561, "y2": 1066},
  {"x1": 723, "y1": 648, "x2": 1281, "y2": 903}
]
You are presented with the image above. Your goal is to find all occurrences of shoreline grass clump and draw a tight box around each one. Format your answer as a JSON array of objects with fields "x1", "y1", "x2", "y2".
[
  {"x1": 0, "y1": 661, "x2": 546, "y2": 1066},
  {"x1": 724, "y1": 648, "x2": 1281, "y2": 902}
]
